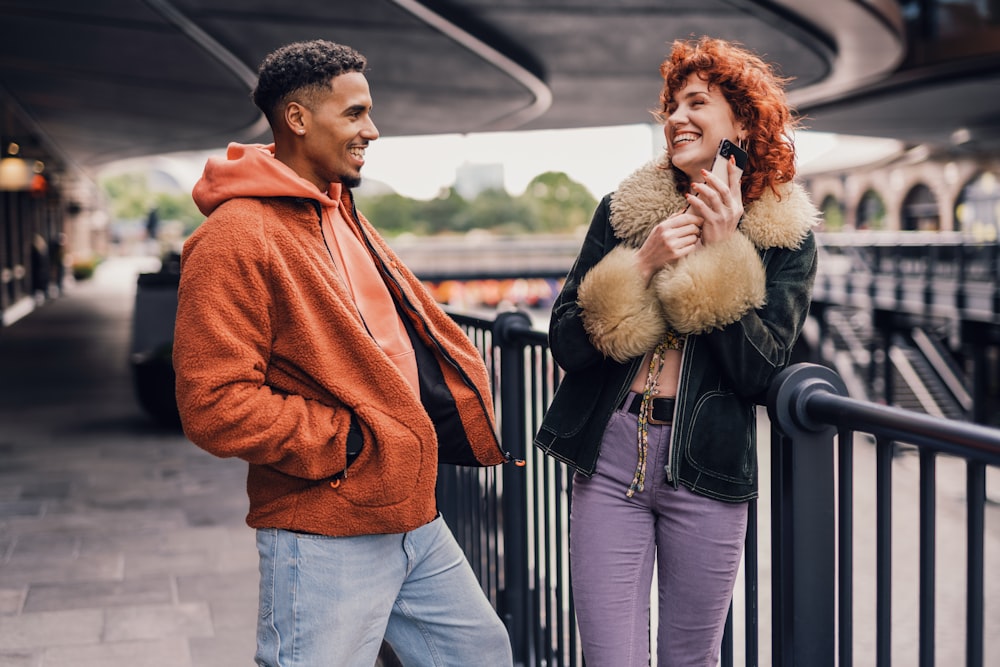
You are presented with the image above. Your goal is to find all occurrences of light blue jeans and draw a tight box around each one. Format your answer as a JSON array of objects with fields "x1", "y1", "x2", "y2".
[{"x1": 254, "y1": 514, "x2": 513, "y2": 667}]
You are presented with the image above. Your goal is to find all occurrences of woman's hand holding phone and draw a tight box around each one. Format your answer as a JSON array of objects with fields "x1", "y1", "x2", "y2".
[
  {"x1": 685, "y1": 138, "x2": 746, "y2": 245},
  {"x1": 710, "y1": 138, "x2": 747, "y2": 182}
]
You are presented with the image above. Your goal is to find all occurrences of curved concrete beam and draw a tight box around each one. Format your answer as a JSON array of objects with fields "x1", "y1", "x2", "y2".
[
  {"x1": 143, "y1": 0, "x2": 270, "y2": 143},
  {"x1": 776, "y1": 0, "x2": 906, "y2": 107},
  {"x1": 390, "y1": 0, "x2": 553, "y2": 131}
]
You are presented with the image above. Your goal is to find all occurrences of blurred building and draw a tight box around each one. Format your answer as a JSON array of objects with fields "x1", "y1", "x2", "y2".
[{"x1": 455, "y1": 162, "x2": 505, "y2": 199}]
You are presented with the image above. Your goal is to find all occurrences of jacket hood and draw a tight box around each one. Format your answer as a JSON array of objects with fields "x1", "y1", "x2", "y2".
[
  {"x1": 609, "y1": 158, "x2": 819, "y2": 250},
  {"x1": 192, "y1": 142, "x2": 340, "y2": 216}
]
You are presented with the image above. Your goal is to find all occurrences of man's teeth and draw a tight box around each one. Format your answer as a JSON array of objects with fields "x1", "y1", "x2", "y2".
[{"x1": 349, "y1": 148, "x2": 365, "y2": 159}]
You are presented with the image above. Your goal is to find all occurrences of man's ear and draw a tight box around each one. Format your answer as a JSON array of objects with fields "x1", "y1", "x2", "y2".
[{"x1": 285, "y1": 102, "x2": 307, "y2": 136}]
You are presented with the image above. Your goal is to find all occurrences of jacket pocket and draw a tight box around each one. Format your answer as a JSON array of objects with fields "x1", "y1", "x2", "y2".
[
  {"x1": 684, "y1": 391, "x2": 756, "y2": 484},
  {"x1": 337, "y1": 413, "x2": 426, "y2": 508}
]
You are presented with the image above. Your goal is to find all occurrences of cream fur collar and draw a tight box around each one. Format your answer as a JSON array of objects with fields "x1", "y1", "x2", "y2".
[{"x1": 608, "y1": 158, "x2": 819, "y2": 250}]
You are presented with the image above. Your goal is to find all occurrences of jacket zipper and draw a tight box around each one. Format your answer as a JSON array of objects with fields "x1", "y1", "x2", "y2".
[
  {"x1": 342, "y1": 194, "x2": 513, "y2": 464},
  {"x1": 311, "y1": 199, "x2": 374, "y2": 481},
  {"x1": 664, "y1": 337, "x2": 692, "y2": 486}
]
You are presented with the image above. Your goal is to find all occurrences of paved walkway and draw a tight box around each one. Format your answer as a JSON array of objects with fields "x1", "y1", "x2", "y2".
[{"x1": 1, "y1": 258, "x2": 257, "y2": 667}]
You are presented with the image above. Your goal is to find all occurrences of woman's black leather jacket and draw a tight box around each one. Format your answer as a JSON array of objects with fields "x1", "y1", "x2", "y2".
[{"x1": 533, "y1": 160, "x2": 819, "y2": 502}]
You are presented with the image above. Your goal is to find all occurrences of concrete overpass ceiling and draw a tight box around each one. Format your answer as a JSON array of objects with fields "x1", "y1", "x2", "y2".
[
  {"x1": 795, "y1": 57, "x2": 1000, "y2": 154},
  {"x1": 1, "y1": 0, "x2": 993, "y2": 177},
  {"x1": 788, "y1": 0, "x2": 1000, "y2": 154},
  {"x1": 417, "y1": 0, "x2": 834, "y2": 131},
  {"x1": 0, "y1": 0, "x2": 834, "y2": 174}
]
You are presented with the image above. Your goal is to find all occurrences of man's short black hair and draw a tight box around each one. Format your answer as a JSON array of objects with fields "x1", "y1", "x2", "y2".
[{"x1": 252, "y1": 40, "x2": 367, "y2": 125}]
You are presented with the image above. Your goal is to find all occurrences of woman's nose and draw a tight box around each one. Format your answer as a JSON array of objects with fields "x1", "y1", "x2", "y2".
[{"x1": 667, "y1": 106, "x2": 686, "y2": 125}]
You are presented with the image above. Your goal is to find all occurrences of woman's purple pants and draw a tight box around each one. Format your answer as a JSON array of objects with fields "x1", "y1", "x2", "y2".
[{"x1": 569, "y1": 394, "x2": 749, "y2": 666}]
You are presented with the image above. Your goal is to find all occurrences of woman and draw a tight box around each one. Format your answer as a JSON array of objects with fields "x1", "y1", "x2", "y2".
[{"x1": 534, "y1": 37, "x2": 819, "y2": 666}]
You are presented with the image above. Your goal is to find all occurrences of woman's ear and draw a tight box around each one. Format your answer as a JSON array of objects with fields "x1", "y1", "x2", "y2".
[{"x1": 733, "y1": 118, "x2": 748, "y2": 146}]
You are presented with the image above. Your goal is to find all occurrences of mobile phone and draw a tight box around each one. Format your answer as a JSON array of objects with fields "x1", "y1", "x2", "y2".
[{"x1": 709, "y1": 138, "x2": 748, "y2": 182}]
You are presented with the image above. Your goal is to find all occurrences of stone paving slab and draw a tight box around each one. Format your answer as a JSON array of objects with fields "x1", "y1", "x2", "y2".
[
  {"x1": 23, "y1": 577, "x2": 174, "y2": 613},
  {"x1": 0, "y1": 609, "x2": 105, "y2": 651},
  {"x1": 41, "y1": 637, "x2": 194, "y2": 667}
]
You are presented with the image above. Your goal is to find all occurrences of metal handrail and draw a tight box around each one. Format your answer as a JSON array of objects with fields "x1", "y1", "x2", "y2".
[{"x1": 767, "y1": 363, "x2": 1000, "y2": 667}]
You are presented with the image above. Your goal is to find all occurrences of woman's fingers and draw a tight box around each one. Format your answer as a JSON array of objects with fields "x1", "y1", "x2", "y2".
[{"x1": 685, "y1": 163, "x2": 743, "y2": 244}]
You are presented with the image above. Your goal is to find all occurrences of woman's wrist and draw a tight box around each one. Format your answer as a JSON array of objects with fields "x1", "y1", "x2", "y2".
[{"x1": 635, "y1": 250, "x2": 656, "y2": 287}]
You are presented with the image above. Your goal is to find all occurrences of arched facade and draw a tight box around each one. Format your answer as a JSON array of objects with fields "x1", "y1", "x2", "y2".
[
  {"x1": 803, "y1": 154, "x2": 998, "y2": 234},
  {"x1": 856, "y1": 189, "x2": 887, "y2": 231},
  {"x1": 901, "y1": 183, "x2": 939, "y2": 231},
  {"x1": 819, "y1": 194, "x2": 845, "y2": 232},
  {"x1": 956, "y1": 171, "x2": 1000, "y2": 241}
]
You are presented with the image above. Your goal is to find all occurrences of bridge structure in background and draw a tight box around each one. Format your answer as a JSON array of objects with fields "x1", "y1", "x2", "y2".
[
  {"x1": 809, "y1": 231, "x2": 1000, "y2": 428},
  {"x1": 390, "y1": 233, "x2": 580, "y2": 282},
  {"x1": 396, "y1": 231, "x2": 1000, "y2": 320}
]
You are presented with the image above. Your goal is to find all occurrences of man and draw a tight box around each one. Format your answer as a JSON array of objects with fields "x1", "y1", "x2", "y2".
[{"x1": 173, "y1": 39, "x2": 514, "y2": 666}]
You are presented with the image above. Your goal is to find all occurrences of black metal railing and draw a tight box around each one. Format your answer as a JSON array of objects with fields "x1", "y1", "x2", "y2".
[
  {"x1": 440, "y1": 309, "x2": 578, "y2": 665},
  {"x1": 439, "y1": 308, "x2": 1000, "y2": 667},
  {"x1": 813, "y1": 231, "x2": 1000, "y2": 322},
  {"x1": 768, "y1": 363, "x2": 1000, "y2": 667}
]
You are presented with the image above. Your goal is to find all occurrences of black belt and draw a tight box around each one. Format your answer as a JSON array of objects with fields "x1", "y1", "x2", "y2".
[{"x1": 621, "y1": 394, "x2": 675, "y2": 425}]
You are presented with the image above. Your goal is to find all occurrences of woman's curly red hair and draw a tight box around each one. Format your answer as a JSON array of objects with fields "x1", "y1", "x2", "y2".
[{"x1": 658, "y1": 36, "x2": 800, "y2": 204}]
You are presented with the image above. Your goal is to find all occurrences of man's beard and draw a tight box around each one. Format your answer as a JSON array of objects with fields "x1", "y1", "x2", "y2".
[{"x1": 340, "y1": 174, "x2": 362, "y2": 189}]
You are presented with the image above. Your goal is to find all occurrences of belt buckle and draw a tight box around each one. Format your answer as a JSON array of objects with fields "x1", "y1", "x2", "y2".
[{"x1": 646, "y1": 399, "x2": 671, "y2": 425}]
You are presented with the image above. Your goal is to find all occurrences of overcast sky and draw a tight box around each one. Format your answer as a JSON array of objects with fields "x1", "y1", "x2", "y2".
[{"x1": 112, "y1": 125, "x2": 901, "y2": 202}]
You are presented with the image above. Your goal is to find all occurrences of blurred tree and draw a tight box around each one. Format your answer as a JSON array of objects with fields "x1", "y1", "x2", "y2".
[
  {"x1": 819, "y1": 194, "x2": 844, "y2": 232},
  {"x1": 520, "y1": 171, "x2": 597, "y2": 233},
  {"x1": 355, "y1": 192, "x2": 423, "y2": 235},
  {"x1": 453, "y1": 188, "x2": 535, "y2": 234},
  {"x1": 101, "y1": 172, "x2": 150, "y2": 219},
  {"x1": 153, "y1": 192, "x2": 204, "y2": 236},
  {"x1": 417, "y1": 187, "x2": 468, "y2": 235},
  {"x1": 357, "y1": 171, "x2": 596, "y2": 237},
  {"x1": 100, "y1": 172, "x2": 204, "y2": 236}
]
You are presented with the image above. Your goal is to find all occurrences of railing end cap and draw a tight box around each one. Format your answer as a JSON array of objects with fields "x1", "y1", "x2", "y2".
[{"x1": 767, "y1": 363, "x2": 847, "y2": 437}]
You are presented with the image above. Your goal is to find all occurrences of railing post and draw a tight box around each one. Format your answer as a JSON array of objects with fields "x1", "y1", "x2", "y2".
[
  {"x1": 956, "y1": 243, "x2": 968, "y2": 312},
  {"x1": 991, "y1": 241, "x2": 1000, "y2": 317},
  {"x1": 924, "y1": 244, "x2": 936, "y2": 316},
  {"x1": 893, "y1": 242, "x2": 904, "y2": 305},
  {"x1": 493, "y1": 310, "x2": 534, "y2": 666},
  {"x1": 766, "y1": 363, "x2": 845, "y2": 667}
]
